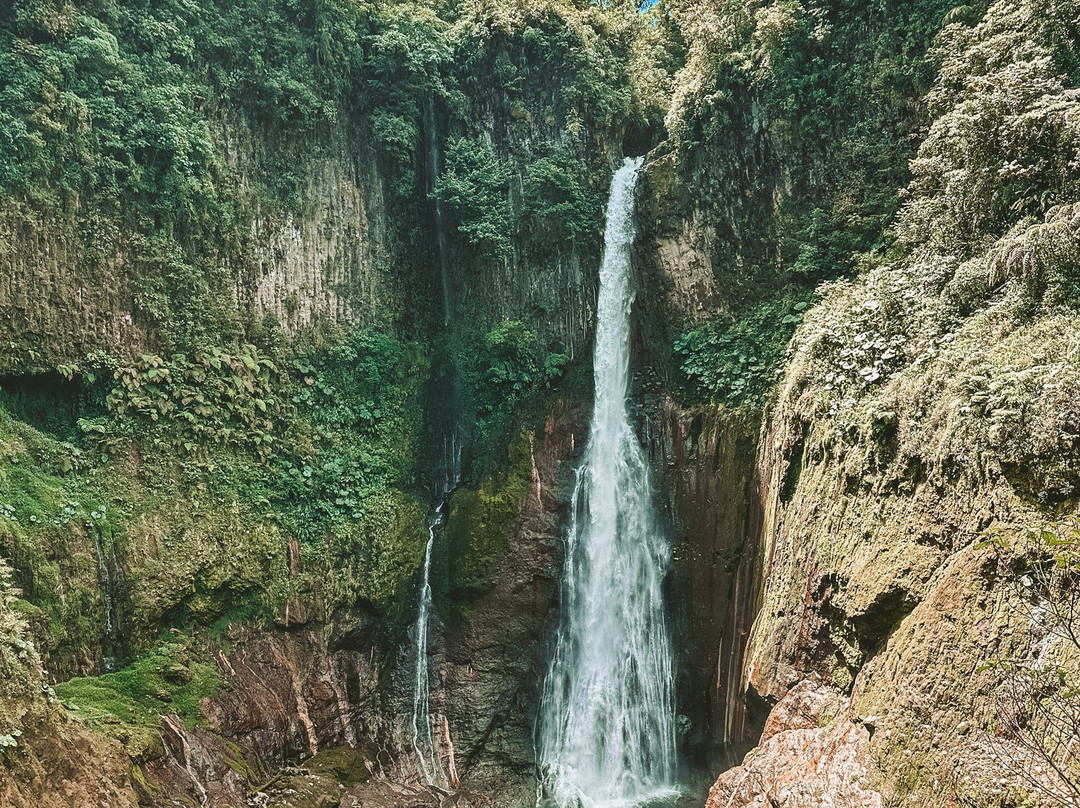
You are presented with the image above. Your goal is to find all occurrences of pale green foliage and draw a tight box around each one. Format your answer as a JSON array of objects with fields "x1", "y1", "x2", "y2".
[
  {"x1": 898, "y1": 0, "x2": 1080, "y2": 258},
  {"x1": 0, "y1": 554, "x2": 44, "y2": 739},
  {"x1": 97, "y1": 347, "x2": 280, "y2": 459},
  {"x1": 984, "y1": 204, "x2": 1080, "y2": 293},
  {"x1": 778, "y1": 0, "x2": 1080, "y2": 507}
]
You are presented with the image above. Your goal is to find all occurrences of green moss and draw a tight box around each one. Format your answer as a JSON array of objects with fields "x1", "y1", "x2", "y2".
[
  {"x1": 129, "y1": 765, "x2": 166, "y2": 800},
  {"x1": 222, "y1": 738, "x2": 261, "y2": 782},
  {"x1": 0, "y1": 408, "x2": 129, "y2": 673},
  {"x1": 304, "y1": 746, "x2": 380, "y2": 785},
  {"x1": 125, "y1": 496, "x2": 289, "y2": 648},
  {"x1": 448, "y1": 430, "x2": 532, "y2": 604},
  {"x1": 54, "y1": 633, "x2": 220, "y2": 748},
  {"x1": 319, "y1": 487, "x2": 428, "y2": 618}
]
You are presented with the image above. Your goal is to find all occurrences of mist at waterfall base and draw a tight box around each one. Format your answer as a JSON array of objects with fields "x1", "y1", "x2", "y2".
[{"x1": 536, "y1": 158, "x2": 679, "y2": 808}]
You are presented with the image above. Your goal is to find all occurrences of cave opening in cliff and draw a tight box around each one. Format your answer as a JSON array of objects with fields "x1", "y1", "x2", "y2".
[{"x1": 0, "y1": 371, "x2": 86, "y2": 441}]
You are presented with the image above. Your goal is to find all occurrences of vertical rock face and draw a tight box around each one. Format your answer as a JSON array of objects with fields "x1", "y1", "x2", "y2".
[
  {"x1": 0, "y1": 396, "x2": 579, "y2": 808},
  {"x1": 232, "y1": 133, "x2": 398, "y2": 333},
  {"x1": 712, "y1": 370, "x2": 1063, "y2": 805},
  {"x1": 439, "y1": 402, "x2": 587, "y2": 806},
  {"x1": 0, "y1": 122, "x2": 412, "y2": 373},
  {"x1": 1, "y1": 717, "x2": 139, "y2": 808},
  {"x1": 0, "y1": 208, "x2": 151, "y2": 371},
  {"x1": 694, "y1": 0, "x2": 1080, "y2": 800},
  {"x1": 105, "y1": 401, "x2": 582, "y2": 808},
  {"x1": 0, "y1": 556, "x2": 138, "y2": 808},
  {"x1": 633, "y1": 139, "x2": 778, "y2": 775},
  {"x1": 628, "y1": 3, "x2": 1080, "y2": 802},
  {"x1": 626, "y1": 145, "x2": 764, "y2": 782},
  {"x1": 655, "y1": 401, "x2": 765, "y2": 768}
]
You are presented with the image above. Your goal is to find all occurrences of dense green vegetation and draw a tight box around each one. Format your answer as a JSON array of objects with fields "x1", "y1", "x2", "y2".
[
  {"x1": 2, "y1": 0, "x2": 1077, "y2": 800},
  {"x1": 55, "y1": 632, "x2": 220, "y2": 734},
  {"x1": 0, "y1": 321, "x2": 434, "y2": 661},
  {"x1": 651, "y1": 0, "x2": 995, "y2": 407},
  {"x1": 778, "y1": 0, "x2": 1080, "y2": 506},
  {"x1": 461, "y1": 320, "x2": 569, "y2": 473},
  {"x1": 674, "y1": 290, "x2": 812, "y2": 407},
  {"x1": 0, "y1": 0, "x2": 660, "y2": 369},
  {"x1": 0, "y1": 0, "x2": 662, "y2": 722},
  {"x1": 0, "y1": 0, "x2": 656, "y2": 669}
]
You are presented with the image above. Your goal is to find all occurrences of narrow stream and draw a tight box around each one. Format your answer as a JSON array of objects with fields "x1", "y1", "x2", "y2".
[{"x1": 91, "y1": 524, "x2": 119, "y2": 673}]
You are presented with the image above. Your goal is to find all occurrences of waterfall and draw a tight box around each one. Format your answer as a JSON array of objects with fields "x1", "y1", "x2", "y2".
[
  {"x1": 411, "y1": 514, "x2": 439, "y2": 784},
  {"x1": 91, "y1": 524, "x2": 119, "y2": 673},
  {"x1": 412, "y1": 90, "x2": 467, "y2": 775},
  {"x1": 536, "y1": 158, "x2": 678, "y2": 807},
  {"x1": 411, "y1": 433, "x2": 463, "y2": 785}
]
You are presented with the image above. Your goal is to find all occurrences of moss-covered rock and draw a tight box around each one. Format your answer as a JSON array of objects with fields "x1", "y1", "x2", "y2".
[
  {"x1": 54, "y1": 633, "x2": 220, "y2": 754},
  {"x1": 447, "y1": 431, "x2": 532, "y2": 605},
  {"x1": 317, "y1": 487, "x2": 428, "y2": 619},
  {"x1": 304, "y1": 745, "x2": 380, "y2": 785},
  {"x1": 719, "y1": 0, "x2": 1080, "y2": 802},
  {"x1": 123, "y1": 499, "x2": 289, "y2": 647}
]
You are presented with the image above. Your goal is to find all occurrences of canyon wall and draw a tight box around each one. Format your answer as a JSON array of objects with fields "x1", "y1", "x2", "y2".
[{"x1": 3, "y1": 0, "x2": 1080, "y2": 805}]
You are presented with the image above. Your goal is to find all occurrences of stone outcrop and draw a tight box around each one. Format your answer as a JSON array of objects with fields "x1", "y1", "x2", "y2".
[
  {"x1": 706, "y1": 679, "x2": 881, "y2": 808},
  {"x1": 0, "y1": 712, "x2": 138, "y2": 808},
  {"x1": 702, "y1": 261, "x2": 1080, "y2": 806}
]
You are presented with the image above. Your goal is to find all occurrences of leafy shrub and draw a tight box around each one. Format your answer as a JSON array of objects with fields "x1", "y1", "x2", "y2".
[
  {"x1": 277, "y1": 329, "x2": 424, "y2": 542},
  {"x1": 434, "y1": 138, "x2": 516, "y2": 260},
  {"x1": 462, "y1": 320, "x2": 567, "y2": 473},
  {"x1": 897, "y1": 0, "x2": 1080, "y2": 263},
  {"x1": 664, "y1": 0, "x2": 961, "y2": 288},
  {"x1": 522, "y1": 149, "x2": 601, "y2": 243},
  {"x1": 674, "y1": 292, "x2": 813, "y2": 407},
  {"x1": 92, "y1": 346, "x2": 280, "y2": 459}
]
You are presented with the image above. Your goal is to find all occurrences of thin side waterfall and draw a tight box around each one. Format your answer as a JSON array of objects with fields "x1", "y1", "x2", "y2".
[
  {"x1": 411, "y1": 433, "x2": 464, "y2": 784},
  {"x1": 91, "y1": 524, "x2": 119, "y2": 673},
  {"x1": 411, "y1": 514, "x2": 439, "y2": 784},
  {"x1": 537, "y1": 158, "x2": 678, "y2": 808}
]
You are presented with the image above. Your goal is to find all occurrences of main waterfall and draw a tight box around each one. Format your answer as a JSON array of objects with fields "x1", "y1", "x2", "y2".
[{"x1": 536, "y1": 158, "x2": 678, "y2": 808}]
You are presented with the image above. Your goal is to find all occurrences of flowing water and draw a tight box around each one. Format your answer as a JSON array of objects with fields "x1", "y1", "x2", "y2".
[
  {"x1": 91, "y1": 524, "x2": 119, "y2": 673},
  {"x1": 411, "y1": 515, "x2": 439, "y2": 784},
  {"x1": 411, "y1": 433, "x2": 463, "y2": 785},
  {"x1": 536, "y1": 158, "x2": 679, "y2": 808}
]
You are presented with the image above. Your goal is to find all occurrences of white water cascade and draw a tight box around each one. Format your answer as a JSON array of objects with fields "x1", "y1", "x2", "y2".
[
  {"x1": 411, "y1": 433, "x2": 464, "y2": 785},
  {"x1": 91, "y1": 524, "x2": 119, "y2": 673},
  {"x1": 537, "y1": 158, "x2": 678, "y2": 808},
  {"x1": 411, "y1": 513, "x2": 439, "y2": 784}
]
